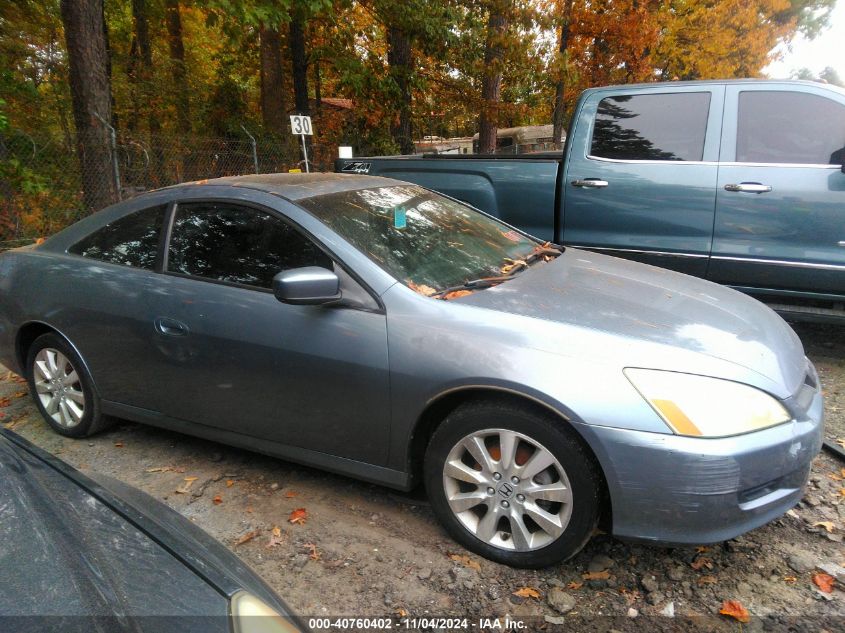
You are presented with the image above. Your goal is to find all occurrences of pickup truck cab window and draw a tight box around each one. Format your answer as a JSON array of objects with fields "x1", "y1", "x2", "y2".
[
  {"x1": 167, "y1": 201, "x2": 332, "y2": 289},
  {"x1": 736, "y1": 90, "x2": 845, "y2": 165},
  {"x1": 590, "y1": 92, "x2": 711, "y2": 162}
]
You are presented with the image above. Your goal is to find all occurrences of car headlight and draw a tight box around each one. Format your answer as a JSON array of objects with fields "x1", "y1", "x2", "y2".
[
  {"x1": 624, "y1": 368, "x2": 791, "y2": 438},
  {"x1": 230, "y1": 590, "x2": 303, "y2": 633}
]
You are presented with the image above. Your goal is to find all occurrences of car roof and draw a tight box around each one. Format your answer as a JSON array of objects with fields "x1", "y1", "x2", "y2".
[{"x1": 166, "y1": 172, "x2": 400, "y2": 201}]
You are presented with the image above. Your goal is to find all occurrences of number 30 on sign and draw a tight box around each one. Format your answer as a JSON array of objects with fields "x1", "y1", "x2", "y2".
[{"x1": 290, "y1": 115, "x2": 313, "y2": 136}]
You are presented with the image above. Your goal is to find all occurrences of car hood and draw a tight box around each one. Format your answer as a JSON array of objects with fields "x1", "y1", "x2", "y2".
[
  {"x1": 456, "y1": 248, "x2": 806, "y2": 397},
  {"x1": 0, "y1": 432, "x2": 229, "y2": 627}
]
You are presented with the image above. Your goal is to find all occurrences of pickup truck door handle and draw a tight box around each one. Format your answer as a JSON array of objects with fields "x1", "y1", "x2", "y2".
[
  {"x1": 154, "y1": 317, "x2": 189, "y2": 337},
  {"x1": 724, "y1": 182, "x2": 772, "y2": 194},
  {"x1": 571, "y1": 178, "x2": 609, "y2": 188}
]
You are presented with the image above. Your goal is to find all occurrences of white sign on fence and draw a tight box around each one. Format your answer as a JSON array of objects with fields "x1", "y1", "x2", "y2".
[
  {"x1": 290, "y1": 115, "x2": 313, "y2": 173},
  {"x1": 290, "y1": 115, "x2": 313, "y2": 136}
]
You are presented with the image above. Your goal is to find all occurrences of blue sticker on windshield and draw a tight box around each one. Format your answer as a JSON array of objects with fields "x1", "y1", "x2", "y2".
[{"x1": 394, "y1": 206, "x2": 407, "y2": 229}]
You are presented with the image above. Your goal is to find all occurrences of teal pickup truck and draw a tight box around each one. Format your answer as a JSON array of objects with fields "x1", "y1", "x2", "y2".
[{"x1": 337, "y1": 80, "x2": 845, "y2": 321}]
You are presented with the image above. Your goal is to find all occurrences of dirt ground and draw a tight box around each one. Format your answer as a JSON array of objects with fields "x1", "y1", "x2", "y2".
[{"x1": 1, "y1": 322, "x2": 844, "y2": 632}]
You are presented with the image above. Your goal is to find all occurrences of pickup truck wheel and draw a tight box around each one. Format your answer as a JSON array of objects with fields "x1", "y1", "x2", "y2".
[
  {"x1": 26, "y1": 333, "x2": 110, "y2": 438},
  {"x1": 424, "y1": 400, "x2": 600, "y2": 568}
]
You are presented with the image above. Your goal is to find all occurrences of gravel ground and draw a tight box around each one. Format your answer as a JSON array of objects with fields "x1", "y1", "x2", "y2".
[{"x1": 1, "y1": 322, "x2": 844, "y2": 632}]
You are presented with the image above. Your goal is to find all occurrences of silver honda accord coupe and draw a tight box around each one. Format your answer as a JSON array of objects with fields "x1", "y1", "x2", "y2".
[{"x1": 0, "y1": 173, "x2": 823, "y2": 568}]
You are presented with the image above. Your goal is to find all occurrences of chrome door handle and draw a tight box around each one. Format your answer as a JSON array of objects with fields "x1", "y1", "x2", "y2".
[
  {"x1": 571, "y1": 179, "x2": 609, "y2": 188},
  {"x1": 724, "y1": 182, "x2": 772, "y2": 193},
  {"x1": 154, "y1": 317, "x2": 189, "y2": 337}
]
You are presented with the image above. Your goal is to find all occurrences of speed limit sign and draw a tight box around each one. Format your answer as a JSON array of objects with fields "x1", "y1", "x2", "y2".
[{"x1": 290, "y1": 115, "x2": 313, "y2": 135}]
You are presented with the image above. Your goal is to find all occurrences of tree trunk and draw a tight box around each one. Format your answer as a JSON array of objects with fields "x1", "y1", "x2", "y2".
[
  {"x1": 165, "y1": 0, "x2": 190, "y2": 135},
  {"x1": 551, "y1": 0, "x2": 574, "y2": 145},
  {"x1": 259, "y1": 23, "x2": 287, "y2": 135},
  {"x1": 387, "y1": 25, "x2": 414, "y2": 155},
  {"x1": 477, "y1": 3, "x2": 508, "y2": 155},
  {"x1": 289, "y1": 12, "x2": 309, "y2": 115},
  {"x1": 60, "y1": 0, "x2": 117, "y2": 211},
  {"x1": 132, "y1": 0, "x2": 162, "y2": 184},
  {"x1": 313, "y1": 58, "x2": 321, "y2": 115}
]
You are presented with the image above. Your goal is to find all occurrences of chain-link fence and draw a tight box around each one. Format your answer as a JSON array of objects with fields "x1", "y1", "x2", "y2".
[{"x1": 0, "y1": 127, "x2": 337, "y2": 249}]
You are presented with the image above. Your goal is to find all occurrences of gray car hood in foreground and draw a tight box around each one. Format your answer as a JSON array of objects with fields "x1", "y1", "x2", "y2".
[
  {"x1": 0, "y1": 435, "x2": 230, "y2": 630},
  {"x1": 456, "y1": 248, "x2": 807, "y2": 398}
]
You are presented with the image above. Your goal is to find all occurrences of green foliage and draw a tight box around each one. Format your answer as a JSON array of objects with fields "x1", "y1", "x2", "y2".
[{"x1": 0, "y1": 0, "x2": 838, "y2": 239}]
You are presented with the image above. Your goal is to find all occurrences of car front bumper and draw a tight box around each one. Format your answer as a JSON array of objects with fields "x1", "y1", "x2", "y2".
[{"x1": 573, "y1": 383, "x2": 824, "y2": 545}]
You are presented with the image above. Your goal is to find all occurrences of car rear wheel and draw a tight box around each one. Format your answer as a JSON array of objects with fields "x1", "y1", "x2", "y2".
[
  {"x1": 424, "y1": 399, "x2": 601, "y2": 568},
  {"x1": 26, "y1": 333, "x2": 110, "y2": 438}
]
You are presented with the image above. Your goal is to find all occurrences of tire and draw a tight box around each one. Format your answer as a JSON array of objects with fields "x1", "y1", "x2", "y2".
[
  {"x1": 25, "y1": 333, "x2": 111, "y2": 438},
  {"x1": 424, "y1": 399, "x2": 601, "y2": 568}
]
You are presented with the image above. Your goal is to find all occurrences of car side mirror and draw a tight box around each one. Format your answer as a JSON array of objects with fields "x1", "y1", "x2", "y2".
[{"x1": 272, "y1": 267, "x2": 341, "y2": 305}]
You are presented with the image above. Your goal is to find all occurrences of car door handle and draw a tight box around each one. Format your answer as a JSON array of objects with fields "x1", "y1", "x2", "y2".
[
  {"x1": 724, "y1": 182, "x2": 772, "y2": 194},
  {"x1": 154, "y1": 317, "x2": 189, "y2": 337},
  {"x1": 571, "y1": 179, "x2": 609, "y2": 188}
]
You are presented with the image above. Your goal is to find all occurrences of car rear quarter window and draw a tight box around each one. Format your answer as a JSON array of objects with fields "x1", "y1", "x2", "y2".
[
  {"x1": 736, "y1": 91, "x2": 845, "y2": 165},
  {"x1": 590, "y1": 92, "x2": 711, "y2": 161},
  {"x1": 167, "y1": 202, "x2": 332, "y2": 289},
  {"x1": 68, "y1": 205, "x2": 166, "y2": 269}
]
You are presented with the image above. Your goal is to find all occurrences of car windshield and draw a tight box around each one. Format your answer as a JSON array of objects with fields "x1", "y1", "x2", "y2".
[{"x1": 298, "y1": 185, "x2": 540, "y2": 293}]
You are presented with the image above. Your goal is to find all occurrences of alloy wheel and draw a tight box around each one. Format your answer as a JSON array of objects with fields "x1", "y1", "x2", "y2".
[
  {"x1": 33, "y1": 347, "x2": 85, "y2": 429},
  {"x1": 442, "y1": 428, "x2": 573, "y2": 551}
]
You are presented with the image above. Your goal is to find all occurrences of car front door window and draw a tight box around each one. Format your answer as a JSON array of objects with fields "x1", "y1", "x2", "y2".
[{"x1": 167, "y1": 202, "x2": 333, "y2": 288}]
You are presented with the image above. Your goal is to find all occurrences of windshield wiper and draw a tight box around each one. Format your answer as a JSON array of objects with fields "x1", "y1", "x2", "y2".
[
  {"x1": 430, "y1": 275, "x2": 515, "y2": 299},
  {"x1": 500, "y1": 244, "x2": 563, "y2": 275},
  {"x1": 432, "y1": 244, "x2": 564, "y2": 300}
]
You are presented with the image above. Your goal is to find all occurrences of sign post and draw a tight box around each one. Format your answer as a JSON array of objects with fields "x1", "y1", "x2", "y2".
[{"x1": 289, "y1": 115, "x2": 313, "y2": 173}]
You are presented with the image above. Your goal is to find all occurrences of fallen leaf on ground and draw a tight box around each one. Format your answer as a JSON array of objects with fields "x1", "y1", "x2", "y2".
[
  {"x1": 12, "y1": 374, "x2": 25, "y2": 383},
  {"x1": 212, "y1": 494, "x2": 222, "y2": 505},
  {"x1": 175, "y1": 476, "x2": 198, "y2": 494},
  {"x1": 246, "y1": 505, "x2": 254, "y2": 514},
  {"x1": 267, "y1": 526, "x2": 285, "y2": 548},
  {"x1": 567, "y1": 581, "x2": 583, "y2": 590},
  {"x1": 226, "y1": 479, "x2": 234, "y2": 487},
  {"x1": 146, "y1": 466, "x2": 176, "y2": 473},
  {"x1": 448, "y1": 553, "x2": 481, "y2": 572},
  {"x1": 582, "y1": 570, "x2": 610, "y2": 580},
  {"x1": 304, "y1": 543, "x2": 321, "y2": 560},
  {"x1": 697, "y1": 575, "x2": 717, "y2": 586},
  {"x1": 786, "y1": 509, "x2": 800, "y2": 519},
  {"x1": 12, "y1": 391, "x2": 26, "y2": 399},
  {"x1": 234, "y1": 530, "x2": 260, "y2": 546},
  {"x1": 783, "y1": 576, "x2": 797, "y2": 583},
  {"x1": 691, "y1": 556, "x2": 714, "y2": 571},
  {"x1": 813, "y1": 521, "x2": 835, "y2": 533},
  {"x1": 284, "y1": 490, "x2": 298, "y2": 498},
  {"x1": 288, "y1": 508, "x2": 307, "y2": 525},
  {"x1": 113, "y1": 442, "x2": 124, "y2": 448},
  {"x1": 395, "y1": 608, "x2": 408, "y2": 618},
  {"x1": 719, "y1": 600, "x2": 750, "y2": 623},
  {"x1": 512, "y1": 587, "x2": 541, "y2": 599},
  {"x1": 0, "y1": 397, "x2": 12, "y2": 407},
  {"x1": 695, "y1": 546, "x2": 710, "y2": 553},
  {"x1": 813, "y1": 573, "x2": 835, "y2": 593}
]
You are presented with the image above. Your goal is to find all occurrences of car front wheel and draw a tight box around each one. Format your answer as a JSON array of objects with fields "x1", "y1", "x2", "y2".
[
  {"x1": 26, "y1": 333, "x2": 110, "y2": 438},
  {"x1": 424, "y1": 399, "x2": 601, "y2": 568}
]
